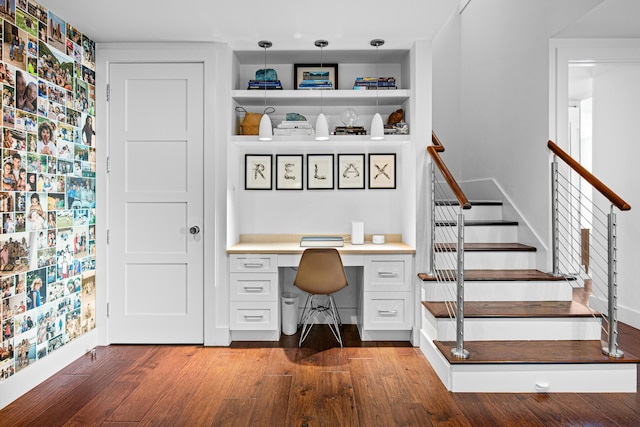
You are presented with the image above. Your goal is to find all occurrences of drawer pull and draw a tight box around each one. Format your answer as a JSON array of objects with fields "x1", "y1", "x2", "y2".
[
  {"x1": 243, "y1": 261, "x2": 265, "y2": 268},
  {"x1": 378, "y1": 271, "x2": 398, "y2": 278},
  {"x1": 243, "y1": 314, "x2": 265, "y2": 321},
  {"x1": 378, "y1": 309, "x2": 398, "y2": 316},
  {"x1": 243, "y1": 286, "x2": 265, "y2": 292}
]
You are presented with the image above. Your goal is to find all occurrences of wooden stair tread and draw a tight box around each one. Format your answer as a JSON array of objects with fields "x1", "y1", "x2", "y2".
[
  {"x1": 418, "y1": 269, "x2": 573, "y2": 282},
  {"x1": 434, "y1": 242, "x2": 536, "y2": 252},
  {"x1": 422, "y1": 300, "x2": 597, "y2": 318},
  {"x1": 435, "y1": 219, "x2": 518, "y2": 226},
  {"x1": 433, "y1": 339, "x2": 640, "y2": 364}
]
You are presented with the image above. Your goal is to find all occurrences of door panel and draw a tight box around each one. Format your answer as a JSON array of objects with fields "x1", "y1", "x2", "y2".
[
  {"x1": 124, "y1": 263, "x2": 188, "y2": 314},
  {"x1": 125, "y1": 140, "x2": 188, "y2": 192},
  {"x1": 108, "y1": 62, "x2": 204, "y2": 343}
]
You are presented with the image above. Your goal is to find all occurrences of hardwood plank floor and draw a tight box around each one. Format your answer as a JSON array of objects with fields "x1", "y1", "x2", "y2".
[
  {"x1": 1, "y1": 324, "x2": 639, "y2": 427},
  {"x1": 418, "y1": 269, "x2": 570, "y2": 281},
  {"x1": 423, "y1": 300, "x2": 596, "y2": 317}
]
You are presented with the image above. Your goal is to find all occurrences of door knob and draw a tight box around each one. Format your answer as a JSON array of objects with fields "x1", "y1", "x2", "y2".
[{"x1": 189, "y1": 226, "x2": 200, "y2": 235}]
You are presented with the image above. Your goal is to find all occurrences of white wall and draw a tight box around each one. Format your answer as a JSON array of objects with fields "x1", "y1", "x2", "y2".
[
  {"x1": 234, "y1": 163, "x2": 405, "y2": 236},
  {"x1": 432, "y1": 1, "x2": 615, "y2": 271},
  {"x1": 592, "y1": 63, "x2": 640, "y2": 326},
  {"x1": 432, "y1": 11, "x2": 462, "y2": 177},
  {"x1": 458, "y1": 0, "x2": 553, "y2": 252}
]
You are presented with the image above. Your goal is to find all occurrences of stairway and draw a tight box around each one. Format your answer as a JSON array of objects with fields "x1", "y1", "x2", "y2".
[{"x1": 418, "y1": 200, "x2": 639, "y2": 393}]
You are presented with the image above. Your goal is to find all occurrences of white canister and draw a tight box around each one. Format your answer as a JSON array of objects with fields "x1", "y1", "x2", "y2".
[
  {"x1": 351, "y1": 220, "x2": 364, "y2": 245},
  {"x1": 372, "y1": 235, "x2": 385, "y2": 244}
]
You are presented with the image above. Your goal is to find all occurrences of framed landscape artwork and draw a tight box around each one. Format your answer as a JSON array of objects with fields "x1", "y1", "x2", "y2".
[{"x1": 294, "y1": 63, "x2": 338, "y2": 89}]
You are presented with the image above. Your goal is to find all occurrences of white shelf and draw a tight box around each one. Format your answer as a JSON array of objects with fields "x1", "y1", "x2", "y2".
[
  {"x1": 233, "y1": 49, "x2": 410, "y2": 65},
  {"x1": 232, "y1": 89, "x2": 411, "y2": 107},
  {"x1": 231, "y1": 134, "x2": 410, "y2": 148}
]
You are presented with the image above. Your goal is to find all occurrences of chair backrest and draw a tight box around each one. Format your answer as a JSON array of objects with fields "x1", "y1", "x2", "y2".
[{"x1": 294, "y1": 248, "x2": 348, "y2": 295}]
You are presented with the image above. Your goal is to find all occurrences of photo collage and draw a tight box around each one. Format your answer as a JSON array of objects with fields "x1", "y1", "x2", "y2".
[{"x1": 0, "y1": 0, "x2": 96, "y2": 382}]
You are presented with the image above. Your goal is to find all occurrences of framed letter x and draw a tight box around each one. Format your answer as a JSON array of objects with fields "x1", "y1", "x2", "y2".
[{"x1": 368, "y1": 153, "x2": 396, "y2": 189}]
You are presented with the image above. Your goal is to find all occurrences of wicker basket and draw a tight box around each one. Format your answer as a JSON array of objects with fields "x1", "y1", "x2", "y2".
[
  {"x1": 240, "y1": 111, "x2": 262, "y2": 135},
  {"x1": 236, "y1": 106, "x2": 275, "y2": 136}
]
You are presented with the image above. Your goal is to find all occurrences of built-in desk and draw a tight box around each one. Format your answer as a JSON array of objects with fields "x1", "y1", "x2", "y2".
[{"x1": 227, "y1": 235, "x2": 416, "y2": 342}]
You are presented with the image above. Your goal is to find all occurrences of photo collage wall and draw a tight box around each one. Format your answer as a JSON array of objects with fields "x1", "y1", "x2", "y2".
[{"x1": 0, "y1": 0, "x2": 96, "y2": 382}]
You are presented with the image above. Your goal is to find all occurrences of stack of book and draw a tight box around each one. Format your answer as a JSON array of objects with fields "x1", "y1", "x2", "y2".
[
  {"x1": 274, "y1": 120, "x2": 315, "y2": 136},
  {"x1": 353, "y1": 77, "x2": 397, "y2": 90},
  {"x1": 334, "y1": 126, "x2": 366, "y2": 135},
  {"x1": 297, "y1": 79, "x2": 333, "y2": 90},
  {"x1": 247, "y1": 79, "x2": 283, "y2": 90}
]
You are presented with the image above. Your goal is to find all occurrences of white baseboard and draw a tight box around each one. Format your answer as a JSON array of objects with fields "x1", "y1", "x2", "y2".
[{"x1": 619, "y1": 304, "x2": 640, "y2": 330}]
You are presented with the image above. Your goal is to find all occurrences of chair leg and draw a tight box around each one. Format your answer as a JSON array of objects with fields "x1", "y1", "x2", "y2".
[
  {"x1": 298, "y1": 294, "x2": 312, "y2": 328},
  {"x1": 327, "y1": 295, "x2": 343, "y2": 348},
  {"x1": 298, "y1": 294, "x2": 343, "y2": 348},
  {"x1": 298, "y1": 294, "x2": 315, "y2": 347},
  {"x1": 332, "y1": 294, "x2": 343, "y2": 327}
]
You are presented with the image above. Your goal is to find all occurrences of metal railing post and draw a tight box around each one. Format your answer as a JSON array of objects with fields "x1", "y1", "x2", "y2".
[
  {"x1": 451, "y1": 211, "x2": 469, "y2": 359},
  {"x1": 429, "y1": 162, "x2": 436, "y2": 275},
  {"x1": 603, "y1": 209, "x2": 624, "y2": 358},
  {"x1": 551, "y1": 159, "x2": 560, "y2": 276}
]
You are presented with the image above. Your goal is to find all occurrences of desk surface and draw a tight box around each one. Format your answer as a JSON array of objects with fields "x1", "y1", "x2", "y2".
[{"x1": 227, "y1": 234, "x2": 415, "y2": 255}]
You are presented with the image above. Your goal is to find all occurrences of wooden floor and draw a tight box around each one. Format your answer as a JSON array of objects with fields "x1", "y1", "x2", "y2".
[{"x1": 1, "y1": 323, "x2": 639, "y2": 427}]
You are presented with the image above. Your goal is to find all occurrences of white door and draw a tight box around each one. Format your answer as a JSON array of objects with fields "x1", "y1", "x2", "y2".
[{"x1": 108, "y1": 62, "x2": 204, "y2": 343}]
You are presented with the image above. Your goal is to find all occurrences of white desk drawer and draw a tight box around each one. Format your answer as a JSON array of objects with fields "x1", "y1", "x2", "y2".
[
  {"x1": 230, "y1": 273, "x2": 278, "y2": 301},
  {"x1": 229, "y1": 254, "x2": 278, "y2": 273},
  {"x1": 363, "y1": 292, "x2": 412, "y2": 330},
  {"x1": 364, "y1": 255, "x2": 412, "y2": 292},
  {"x1": 230, "y1": 301, "x2": 278, "y2": 330}
]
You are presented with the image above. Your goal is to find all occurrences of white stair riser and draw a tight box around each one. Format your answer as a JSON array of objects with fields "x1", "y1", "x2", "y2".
[
  {"x1": 423, "y1": 311, "x2": 601, "y2": 341},
  {"x1": 422, "y1": 280, "x2": 574, "y2": 302},
  {"x1": 420, "y1": 331, "x2": 637, "y2": 393},
  {"x1": 436, "y1": 225, "x2": 518, "y2": 243},
  {"x1": 436, "y1": 204, "x2": 503, "y2": 221},
  {"x1": 436, "y1": 251, "x2": 535, "y2": 270}
]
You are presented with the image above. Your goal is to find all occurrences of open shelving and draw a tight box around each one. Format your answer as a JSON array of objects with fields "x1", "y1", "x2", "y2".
[{"x1": 231, "y1": 47, "x2": 412, "y2": 139}]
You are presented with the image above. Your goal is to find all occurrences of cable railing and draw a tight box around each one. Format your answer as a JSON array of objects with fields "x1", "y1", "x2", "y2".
[
  {"x1": 428, "y1": 132, "x2": 471, "y2": 359},
  {"x1": 548, "y1": 140, "x2": 631, "y2": 358}
]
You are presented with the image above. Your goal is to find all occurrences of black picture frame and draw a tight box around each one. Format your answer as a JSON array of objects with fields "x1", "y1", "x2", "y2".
[
  {"x1": 276, "y1": 154, "x2": 304, "y2": 190},
  {"x1": 294, "y1": 63, "x2": 339, "y2": 90},
  {"x1": 368, "y1": 153, "x2": 396, "y2": 189},
  {"x1": 307, "y1": 154, "x2": 334, "y2": 190},
  {"x1": 337, "y1": 154, "x2": 365, "y2": 189},
  {"x1": 244, "y1": 154, "x2": 272, "y2": 190}
]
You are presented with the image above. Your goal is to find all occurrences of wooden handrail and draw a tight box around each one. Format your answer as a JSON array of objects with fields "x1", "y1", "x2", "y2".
[
  {"x1": 431, "y1": 131, "x2": 444, "y2": 152},
  {"x1": 548, "y1": 140, "x2": 631, "y2": 211},
  {"x1": 428, "y1": 132, "x2": 471, "y2": 209}
]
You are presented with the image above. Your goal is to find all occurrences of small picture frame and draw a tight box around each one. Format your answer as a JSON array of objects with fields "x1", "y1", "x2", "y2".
[
  {"x1": 276, "y1": 154, "x2": 304, "y2": 190},
  {"x1": 245, "y1": 154, "x2": 272, "y2": 190},
  {"x1": 369, "y1": 153, "x2": 396, "y2": 189},
  {"x1": 294, "y1": 63, "x2": 339, "y2": 90},
  {"x1": 337, "y1": 154, "x2": 365, "y2": 189},
  {"x1": 307, "y1": 154, "x2": 334, "y2": 190}
]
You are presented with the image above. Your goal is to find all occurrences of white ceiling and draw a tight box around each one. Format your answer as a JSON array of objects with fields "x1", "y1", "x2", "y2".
[
  {"x1": 36, "y1": 0, "x2": 640, "y2": 50},
  {"x1": 37, "y1": 0, "x2": 459, "y2": 50}
]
